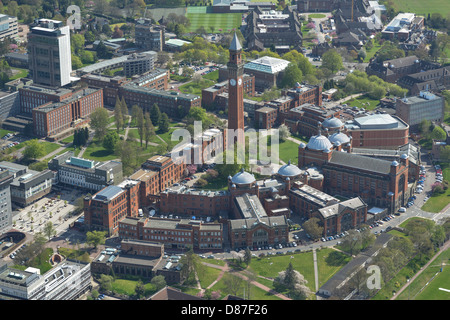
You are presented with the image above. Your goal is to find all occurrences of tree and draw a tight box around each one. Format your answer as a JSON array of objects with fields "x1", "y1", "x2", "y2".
[
  {"x1": 71, "y1": 55, "x2": 83, "y2": 70},
  {"x1": 103, "y1": 131, "x2": 119, "y2": 152},
  {"x1": 112, "y1": 26, "x2": 123, "y2": 39},
  {"x1": 136, "y1": 106, "x2": 144, "y2": 146},
  {"x1": 419, "y1": 119, "x2": 432, "y2": 137},
  {"x1": 43, "y1": 221, "x2": 56, "y2": 240},
  {"x1": 158, "y1": 113, "x2": 170, "y2": 134},
  {"x1": 281, "y1": 63, "x2": 303, "y2": 88},
  {"x1": 150, "y1": 104, "x2": 161, "y2": 127},
  {"x1": 115, "y1": 140, "x2": 137, "y2": 175},
  {"x1": 430, "y1": 126, "x2": 446, "y2": 141},
  {"x1": 120, "y1": 97, "x2": 128, "y2": 128},
  {"x1": 90, "y1": 108, "x2": 109, "y2": 141},
  {"x1": 23, "y1": 139, "x2": 45, "y2": 160},
  {"x1": 279, "y1": 124, "x2": 291, "y2": 142},
  {"x1": 84, "y1": 30, "x2": 96, "y2": 43},
  {"x1": 71, "y1": 33, "x2": 85, "y2": 55},
  {"x1": 86, "y1": 230, "x2": 107, "y2": 249},
  {"x1": 150, "y1": 275, "x2": 166, "y2": 292},
  {"x1": 135, "y1": 280, "x2": 145, "y2": 299},
  {"x1": 144, "y1": 112, "x2": 155, "y2": 149},
  {"x1": 376, "y1": 41, "x2": 405, "y2": 63},
  {"x1": 80, "y1": 50, "x2": 96, "y2": 65},
  {"x1": 222, "y1": 273, "x2": 244, "y2": 297},
  {"x1": 98, "y1": 274, "x2": 113, "y2": 292},
  {"x1": 321, "y1": 49, "x2": 343, "y2": 74},
  {"x1": 302, "y1": 217, "x2": 323, "y2": 240},
  {"x1": 114, "y1": 97, "x2": 123, "y2": 133},
  {"x1": 244, "y1": 248, "x2": 252, "y2": 266},
  {"x1": 274, "y1": 262, "x2": 313, "y2": 300}
]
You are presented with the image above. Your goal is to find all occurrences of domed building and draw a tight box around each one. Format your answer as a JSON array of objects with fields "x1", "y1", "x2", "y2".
[
  {"x1": 322, "y1": 115, "x2": 343, "y2": 132},
  {"x1": 328, "y1": 129, "x2": 352, "y2": 152},
  {"x1": 277, "y1": 160, "x2": 302, "y2": 179},
  {"x1": 229, "y1": 168, "x2": 256, "y2": 188},
  {"x1": 305, "y1": 133, "x2": 333, "y2": 151}
]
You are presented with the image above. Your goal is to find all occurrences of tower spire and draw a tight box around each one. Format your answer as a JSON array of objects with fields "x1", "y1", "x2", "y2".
[{"x1": 229, "y1": 32, "x2": 242, "y2": 51}]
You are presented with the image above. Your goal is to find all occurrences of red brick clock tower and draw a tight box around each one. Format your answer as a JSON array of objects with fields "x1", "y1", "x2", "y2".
[{"x1": 226, "y1": 33, "x2": 245, "y2": 147}]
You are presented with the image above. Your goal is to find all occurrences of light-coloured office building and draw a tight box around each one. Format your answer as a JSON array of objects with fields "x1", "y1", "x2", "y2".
[
  {"x1": 0, "y1": 260, "x2": 91, "y2": 300},
  {"x1": 395, "y1": 91, "x2": 445, "y2": 127},
  {"x1": 48, "y1": 151, "x2": 123, "y2": 192},
  {"x1": 0, "y1": 14, "x2": 18, "y2": 41},
  {"x1": 27, "y1": 18, "x2": 72, "y2": 87},
  {"x1": 0, "y1": 169, "x2": 13, "y2": 236}
]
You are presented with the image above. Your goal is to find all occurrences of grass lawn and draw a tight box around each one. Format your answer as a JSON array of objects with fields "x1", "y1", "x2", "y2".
[
  {"x1": 83, "y1": 140, "x2": 118, "y2": 162},
  {"x1": 0, "y1": 129, "x2": 14, "y2": 138},
  {"x1": 363, "y1": 41, "x2": 382, "y2": 63},
  {"x1": 391, "y1": 246, "x2": 450, "y2": 300},
  {"x1": 9, "y1": 67, "x2": 28, "y2": 81},
  {"x1": 308, "y1": 13, "x2": 326, "y2": 18},
  {"x1": 421, "y1": 163, "x2": 450, "y2": 213},
  {"x1": 41, "y1": 141, "x2": 62, "y2": 155},
  {"x1": 14, "y1": 248, "x2": 54, "y2": 275},
  {"x1": 277, "y1": 139, "x2": 300, "y2": 165},
  {"x1": 203, "y1": 69, "x2": 219, "y2": 82},
  {"x1": 248, "y1": 250, "x2": 316, "y2": 291},
  {"x1": 389, "y1": 0, "x2": 450, "y2": 15},
  {"x1": 207, "y1": 269, "x2": 284, "y2": 300},
  {"x1": 186, "y1": 7, "x2": 242, "y2": 33},
  {"x1": 316, "y1": 248, "x2": 351, "y2": 288},
  {"x1": 196, "y1": 263, "x2": 223, "y2": 289},
  {"x1": 60, "y1": 135, "x2": 74, "y2": 144},
  {"x1": 346, "y1": 94, "x2": 380, "y2": 111},
  {"x1": 179, "y1": 79, "x2": 214, "y2": 95}
]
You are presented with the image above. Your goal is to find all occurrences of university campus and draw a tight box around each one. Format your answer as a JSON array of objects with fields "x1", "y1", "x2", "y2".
[{"x1": 0, "y1": 0, "x2": 449, "y2": 304}]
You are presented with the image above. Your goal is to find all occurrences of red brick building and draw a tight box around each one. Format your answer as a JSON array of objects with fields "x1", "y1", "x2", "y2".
[
  {"x1": 32, "y1": 88, "x2": 103, "y2": 138},
  {"x1": 344, "y1": 114, "x2": 409, "y2": 149},
  {"x1": 159, "y1": 186, "x2": 230, "y2": 217},
  {"x1": 119, "y1": 216, "x2": 224, "y2": 250},
  {"x1": 141, "y1": 155, "x2": 186, "y2": 192},
  {"x1": 298, "y1": 133, "x2": 410, "y2": 212},
  {"x1": 254, "y1": 106, "x2": 278, "y2": 129},
  {"x1": 19, "y1": 85, "x2": 73, "y2": 114},
  {"x1": 80, "y1": 74, "x2": 128, "y2": 106},
  {"x1": 84, "y1": 185, "x2": 131, "y2": 236},
  {"x1": 201, "y1": 74, "x2": 255, "y2": 109}
]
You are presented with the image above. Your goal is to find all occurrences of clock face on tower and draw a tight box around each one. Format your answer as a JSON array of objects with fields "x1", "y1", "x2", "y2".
[
  {"x1": 238, "y1": 78, "x2": 242, "y2": 86},
  {"x1": 230, "y1": 79, "x2": 236, "y2": 86}
]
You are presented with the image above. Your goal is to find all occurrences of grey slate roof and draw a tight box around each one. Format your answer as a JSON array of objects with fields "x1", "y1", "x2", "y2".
[
  {"x1": 328, "y1": 151, "x2": 393, "y2": 175},
  {"x1": 317, "y1": 197, "x2": 366, "y2": 219},
  {"x1": 229, "y1": 32, "x2": 242, "y2": 51}
]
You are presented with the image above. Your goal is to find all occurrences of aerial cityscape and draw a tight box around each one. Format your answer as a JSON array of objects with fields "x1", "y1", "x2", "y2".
[{"x1": 0, "y1": 0, "x2": 449, "y2": 305}]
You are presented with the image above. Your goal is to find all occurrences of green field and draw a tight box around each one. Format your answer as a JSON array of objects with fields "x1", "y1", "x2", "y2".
[
  {"x1": 421, "y1": 163, "x2": 450, "y2": 213},
  {"x1": 396, "y1": 246, "x2": 450, "y2": 300},
  {"x1": 346, "y1": 94, "x2": 380, "y2": 111},
  {"x1": 186, "y1": 7, "x2": 242, "y2": 33},
  {"x1": 390, "y1": 0, "x2": 450, "y2": 16}
]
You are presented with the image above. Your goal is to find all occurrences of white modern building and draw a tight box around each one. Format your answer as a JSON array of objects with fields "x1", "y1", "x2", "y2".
[
  {"x1": 27, "y1": 18, "x2": 72, "y2": 87},
  {"x1": 0, "y1": 14, "x2": 18, "y2": 42},
  {"x1": 0, "y1": 168, "x2": 13, "y2": 236},
  {"x1": 0, "y1": 260, "x2": 91, "y2": 300}
]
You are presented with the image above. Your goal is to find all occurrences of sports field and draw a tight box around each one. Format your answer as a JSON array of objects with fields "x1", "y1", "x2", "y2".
[
  {"x1": 390, "y1": 0, "x2": 450, "y2": 16},
  {"x1": 396, "y1": 246, "x2": 450, "y2": 300},
  {"x1": 186, "y1": 7, "x2": 243, "y2": 33}
]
